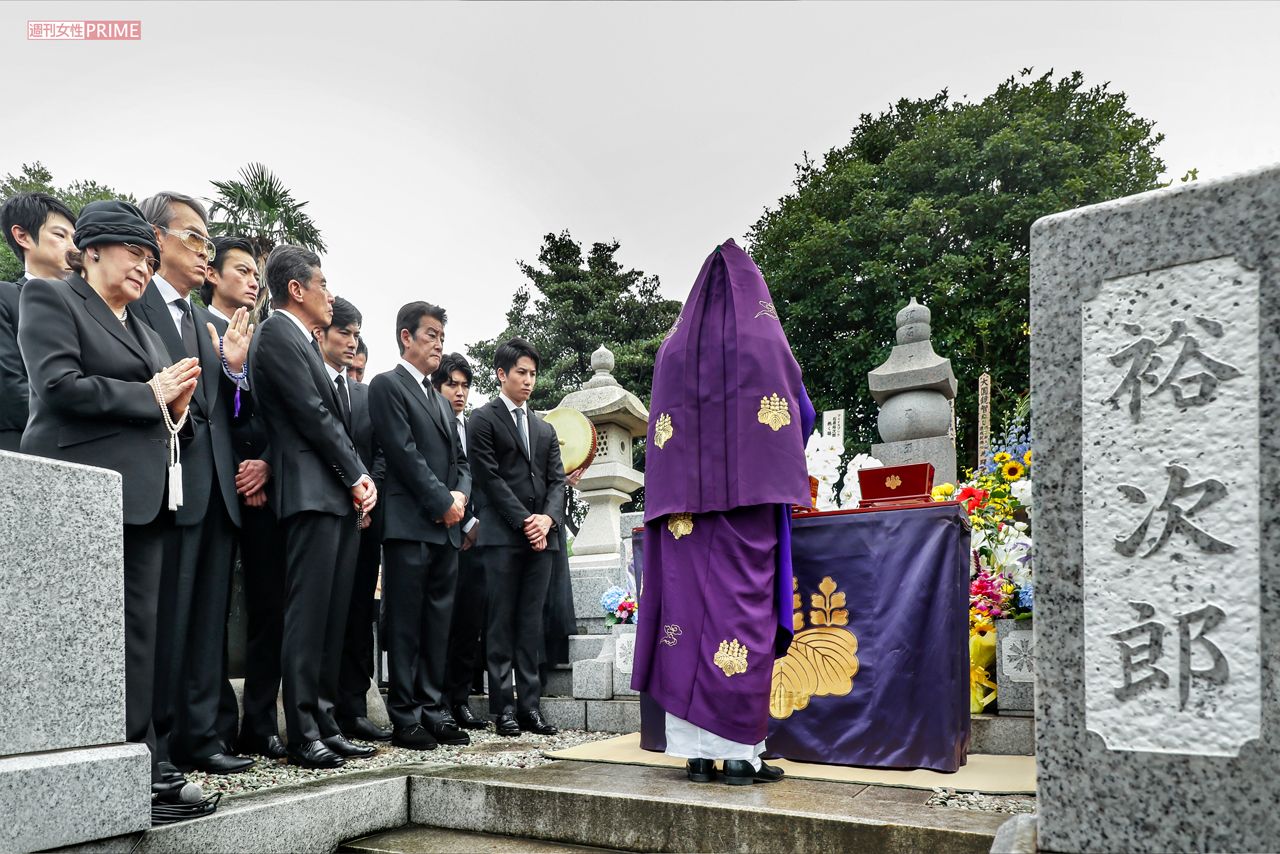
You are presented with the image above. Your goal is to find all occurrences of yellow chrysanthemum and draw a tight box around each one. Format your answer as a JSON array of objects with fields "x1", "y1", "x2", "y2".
[
  {"x1": 993, "y1": 452, "x2": 1012, "y2": 464},
  {"x1": 1023, "y1": 450, "x2": 1033, "y2": 466},
  {"x1": 1002, "y1": 461, "x2": 1026, "y2": 482},
  {"x1": 931, "y1": 483, "x2": 956, "y2": 501}
]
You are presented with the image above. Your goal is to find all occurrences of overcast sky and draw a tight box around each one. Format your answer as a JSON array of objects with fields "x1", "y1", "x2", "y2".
[{"x1": 4, "y1": 1, "x2": 1278, "y2": 382}]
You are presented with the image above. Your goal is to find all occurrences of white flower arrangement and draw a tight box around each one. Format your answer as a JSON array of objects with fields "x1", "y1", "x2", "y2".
[{"x1": 805, "y1": 433, "x2": 882, "y2": 509}]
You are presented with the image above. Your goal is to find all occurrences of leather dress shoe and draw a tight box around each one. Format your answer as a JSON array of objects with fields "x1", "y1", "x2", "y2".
[
  {"x1": 722, "y1": 759, "x2": 785, "y2": 786},
  {"x1": 339, "y1": 716, "x2": 392, "y2": 742},
  {"x1": 190, "y1": 752, "x2": 255, "y2": 774},
  {"x1": 453, "y1": 704, "x2": 487, "y2": 729},
  {"x1": 321, "y1": 734, "x2": 376, "y2": 758},
  {"x1": 686, "y1": 758, "x2": 716, "y2": 783},
  {"x1": 238, "y1": 734, "x2": 287, "y2": 759},
  {"x1": 517, "y1": 709, "x2": 558, "y2": 735},
  {"x1": 392, "y1": 723, "x2": 439, "y2": 750},
  {"x1": 287, "y1": 740, "x2": 345, "y2": 769},
  {"x1": 428, "y1": 717, "x2": 470, "y2": 746},
  {"x1": 494, "y1": 714, "x2": 521, "y2": 736},
  {"x1": 152, "y1": 761, "x2": 186, "y2": 791}
]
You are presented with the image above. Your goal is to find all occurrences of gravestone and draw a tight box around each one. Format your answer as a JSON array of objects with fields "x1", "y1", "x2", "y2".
[
  {"x1": 1030, "y1": 164, "x2": 1279, "y2": 852},
  {"x1": 0, "y1": 451, "x2": 151, "y2": 852},
  {"x1": 868, "y1": 298, "x2": 958, "y2": 484}
]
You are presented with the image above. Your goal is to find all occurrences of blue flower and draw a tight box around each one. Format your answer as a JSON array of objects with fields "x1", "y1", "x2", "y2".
[
  {"x1": 1017, "y1": 583, "x2": 1034, "y2": 611},
  {"x1": 600, "y1": 586, "x2": 627, "y2": 614}
]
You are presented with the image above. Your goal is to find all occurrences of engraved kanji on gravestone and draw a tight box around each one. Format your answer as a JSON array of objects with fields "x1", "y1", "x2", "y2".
[
  {"x1": 1107, "y1": 316, "x2": 1243, "y2": 423},
  {"x1": 1111, "y1": 602, "x2": 1169, "y2": 701},
  {"x1": 1112, "y1": 601, "x2": 1230, "y2": 711},
  {"x1": 1114, "y1": 464, "x2": 1235, "y2": 557}
]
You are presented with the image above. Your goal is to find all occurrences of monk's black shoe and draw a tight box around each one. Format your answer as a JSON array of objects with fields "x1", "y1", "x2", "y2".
[
  {"x1": 722, "y1": 759, "x2": 784, "y2": 785},
  {"x1": 686, "y1": 759, "x2": 716, "y2": 783}
]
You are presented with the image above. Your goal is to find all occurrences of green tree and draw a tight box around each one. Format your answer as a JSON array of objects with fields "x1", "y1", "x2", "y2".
[
  {"x1": 208, "y1": 162, "x2": 326, "y2": 262},
  {"x1": 748, "y1": 69, "x2": 1166, "y2": 466},
  {"x1": 467, "y1": 230, "x2": 680, "y2": 412},
  {"x1": 0, "y1": 162, "x2": 134, "y2": 280}
]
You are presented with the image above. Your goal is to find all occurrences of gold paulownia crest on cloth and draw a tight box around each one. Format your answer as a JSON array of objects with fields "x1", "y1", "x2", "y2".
[
  {"x1": 714, "y1": 638, "x2": 749, "y2": 677},
  {"x1": 770, "y1": 576, "x2": 860, "y2": 719},
  {"x1": 757, "y1": 393, "x2": 791, "y2": 431},
  {"x1": 653, "y1": 413, "x2": 674, "y2": 449},
  {"x1": 667, "y1": 513, "x2": 694, "y2": 540}
]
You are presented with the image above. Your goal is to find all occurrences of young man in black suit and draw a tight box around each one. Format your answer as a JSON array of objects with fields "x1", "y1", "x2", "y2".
[
  {"x1": 315, "y1": 297, "x2": 392, "y2": 742},
  {"x1": 136, "y1": 192, "x2": 255, "y2": 776},
  {"x1": 369, "y1": 302, "x2": 472, "y2": 749},
  {"x1": 0, "y1": 192, "x2": 75, "y2": 451},
  {"x1": 467, "y1": 338, "x2": 565, "y2": 736},
  {"x1": 247, "y1": 245, "x2": 377, "y2": 769},
  {"x1": 435, "y1": 353, "x2": 489, "y2": 729}
]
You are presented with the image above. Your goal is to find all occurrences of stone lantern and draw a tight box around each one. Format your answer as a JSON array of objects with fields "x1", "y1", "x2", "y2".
[
  {"x1": 553, "y1": 345, "x2": 649, "y2": 639},
  {"x1": 867, "y1": 298, "x2": 959, "y2": 484}
]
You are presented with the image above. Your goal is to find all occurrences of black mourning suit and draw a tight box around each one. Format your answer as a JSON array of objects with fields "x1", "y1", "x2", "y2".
[
  {"x1": 248, "y1": 311, "x2": 367, "y2": 745},
  {"x1": 368, "y1": 365, "x2": 471, "y2": 730},
  {"x1": 467, "y1": 396, "x2": 565, "y2": 717},
  {"x1": 0, "y1": 275, "x2": 30, "y2": 451},
  {"x1": 230, "y1": 363, "x2": 288, "y2": 747},
  {"x1": 445, "y1": 413, "x2": 486, "y2": 712},
  {"x1": 135, "y1": 279, "x2": 244, "y2": 765},
  {"x1": 18, "y1": 274, "x2": 172, "y2": 751},
  {"x1": 336, "y1": 376, "x2": 388, "y2": 723}
]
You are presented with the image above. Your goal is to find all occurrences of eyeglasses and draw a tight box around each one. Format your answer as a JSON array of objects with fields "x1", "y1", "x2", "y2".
[
  {"x1": 160, "y1": 226, "x2": 216, "y2": 261},
  {"x1": 122, "y1": 243, "x2": 161, "y2": 274}
]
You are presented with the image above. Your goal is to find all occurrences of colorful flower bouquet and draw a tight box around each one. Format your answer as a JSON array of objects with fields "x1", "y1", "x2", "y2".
[
  {"x1": 601, "y1": 585, "x2": 637, "y2": 626},
  {"x1": 933, "y1": 411, "x2": 1034, "y2": 711},
  {"x1": 804, "y1": 432, "x2": 882, "y2": 509}
]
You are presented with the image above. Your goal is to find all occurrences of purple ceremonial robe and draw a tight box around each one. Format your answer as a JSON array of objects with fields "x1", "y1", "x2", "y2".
[{"x1": 631, "y1": 239, "x2": 814, "y2": 745}]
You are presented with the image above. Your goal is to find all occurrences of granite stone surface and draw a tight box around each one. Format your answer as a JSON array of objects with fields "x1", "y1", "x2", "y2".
[
  {"x1": 989, "y1": 814, "x2": 1038, "y2": 854},
  {"x1": 1030, "y1": 163, "x2": 1280, "y2": 852},
  {"x1": 539, "y1": 698, "x2": 587, "y2": 731},
  {"x1": 619, "y1": 511, "x2": 644, "y2": 540},
  {"x1": 0, "y1": 744, "x2": 150, "y2": 853},
  {"x1": 0, "y1": 452, "x2": 127, "y2": 755},
  {"x1": 968, "y1": 714, "x2": 1035, "y2": 756},
  {"x1": 68, "y1": 766, "x2": 413, "y2": 854},
  {"x1": 995, "y1": 619, "x2": 1034, "y2": 714},
  {"x1": 585, "y1": 699, "x2": 640, "y2": 733},
  {"x1": 869, "y1": 435, "x2": 957, "y2": 486},
  {"x1": 571, "y1": 658, "x2": 613, "y2": 700},
  {"x1": 567, "y1": 634, "x2": 608, "y2": 663}
]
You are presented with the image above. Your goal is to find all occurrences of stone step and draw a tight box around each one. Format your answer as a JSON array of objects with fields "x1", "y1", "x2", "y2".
[
  {"x1": 568, "y1": 634, "x2": 609, "y2": 662},
  {"x1": 341, "y1": 826, "x2": 618, "y2": 853},
  {"x1": 462, "y1": 696, "x2": 640, "y2": 734},
  {"x1": 970, "y1": 713, "x2": 1035, "y2": 756},
  {"x1": 543, "y1": 664, "x2": 574, "y2": 697},
  {"x1": 407, "y1": 760, "x2": 1008, "y2": 853}
]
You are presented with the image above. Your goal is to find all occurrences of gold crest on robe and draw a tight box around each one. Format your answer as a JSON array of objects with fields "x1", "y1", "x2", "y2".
[
  {"x1": 714, "y1": 639, "x2": 749, "y2": 677},
  {"x1": 758, "y1": 393, "x2": 791, "y2": 431},
  {"x1": 667, "y1": 513, "x2": 694, "y2": 540},
  {"x1": 653, "y1": 413, "x2": 674, "y2": 449}
]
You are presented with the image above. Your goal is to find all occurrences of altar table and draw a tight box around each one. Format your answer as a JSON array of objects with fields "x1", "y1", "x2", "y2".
[{"x1": 635, "y1": 501, "x2": 971, "y2": 772}]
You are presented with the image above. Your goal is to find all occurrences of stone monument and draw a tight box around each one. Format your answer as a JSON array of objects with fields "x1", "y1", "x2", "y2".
[
  {"x1": 554, "y1": 345, "x2": 648, "y2": 635},
  {"x1": 868, "y1": 297, "x2": 958, "y2": 484},
  {"x1": 0, "y1": 451, "x2": 150, "y2": 852},
  {"x1": 1030, "y1": 164, "x2": 1278, "y2": 852}
]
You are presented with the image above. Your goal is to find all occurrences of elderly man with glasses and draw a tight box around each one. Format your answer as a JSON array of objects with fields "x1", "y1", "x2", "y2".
[{"x1": 135, "y1": 191, "x2": 258, "y2": 783}]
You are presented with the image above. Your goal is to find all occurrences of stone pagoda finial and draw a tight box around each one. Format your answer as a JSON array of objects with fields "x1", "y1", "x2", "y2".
[{"x1": 866, "y1": 297, "x2": 959, "y2": 483}]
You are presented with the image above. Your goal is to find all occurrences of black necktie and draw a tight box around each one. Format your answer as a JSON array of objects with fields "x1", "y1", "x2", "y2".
[
  {"x1": 174, "y1": 298, "x2": 198, "y2": 358},
  {"x1": 335, "y1": 374, "x2": 351, "y2": 429}
]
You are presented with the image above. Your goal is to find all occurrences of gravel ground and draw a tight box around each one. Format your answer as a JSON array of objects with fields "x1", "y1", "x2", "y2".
[
  {"x1": 926, "y1": 788, "x2": 1036, "y2": 814},
  {"x1": 186, "y1": 729, "x2": 618, "y2": 797}
]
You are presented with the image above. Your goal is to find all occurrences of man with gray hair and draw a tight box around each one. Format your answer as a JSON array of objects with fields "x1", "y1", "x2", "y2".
[
  {"x1": 135, "y1": 191, "x2": 256, "y2": 780},
  {"x1": 247, "y1": 244, "x2": 377, "y2": 768}
]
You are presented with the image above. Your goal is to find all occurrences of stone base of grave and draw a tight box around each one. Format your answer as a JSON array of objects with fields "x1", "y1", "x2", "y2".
[
  {"x1": 1, "y1": 744, "x2": 151, "y2": 853},
  {"x1": 870, "y1": 435, "x2": 957, "y2": 485}
]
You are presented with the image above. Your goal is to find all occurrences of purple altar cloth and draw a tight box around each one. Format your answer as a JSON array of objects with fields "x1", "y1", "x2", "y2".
[{"x1": 637, "y1": 502, "x2": 972, "y2": 773}]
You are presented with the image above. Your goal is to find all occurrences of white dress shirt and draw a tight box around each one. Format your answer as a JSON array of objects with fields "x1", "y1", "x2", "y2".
[
  {"x1": 151, "y1": 274, "x2": 189, "y2": 337},
  {"x1": 498, "y1": 391, "x2": 531, "y2": 453},
  {"x1": 277, "y1": 307, "x2": 313, "y2": 341},
  {"x1": 207, "y1": 303, "x2": 232, "y2": 323}
]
